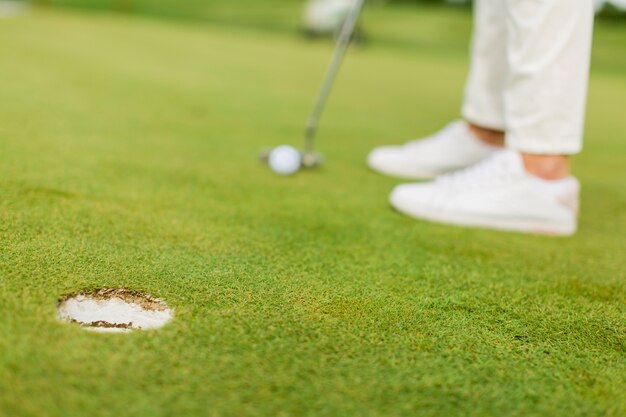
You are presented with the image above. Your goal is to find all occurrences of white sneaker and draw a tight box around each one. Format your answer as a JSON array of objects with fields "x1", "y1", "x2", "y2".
[
  {"x1": 367, "y1": 120, "x2": 497, "y2": 179},
  {"x1": 389, "y1": 150, "x2": 580, "y2": 236}
]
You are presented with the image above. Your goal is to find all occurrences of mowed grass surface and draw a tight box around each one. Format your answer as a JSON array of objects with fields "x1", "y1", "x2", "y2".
[{"x1": 1, "y1": 7, "x2": 625, "y2": 417}]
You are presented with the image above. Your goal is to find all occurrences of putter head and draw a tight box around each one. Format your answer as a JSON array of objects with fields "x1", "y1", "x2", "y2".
[
  {"x1": 259, "y1": 148, "x2": 272, "y2": 164},
  {"x1": 301, "y1": 151, "x2": 323, "y2": 168}
]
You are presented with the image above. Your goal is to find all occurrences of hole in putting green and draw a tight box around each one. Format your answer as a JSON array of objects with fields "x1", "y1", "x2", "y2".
[{"x1": 57, "y1": 288, "x2": 173, "y2": 333}]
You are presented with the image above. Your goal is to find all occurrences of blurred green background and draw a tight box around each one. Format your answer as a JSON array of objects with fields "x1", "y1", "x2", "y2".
[{"x1": 13, "y1": 0, "x2": 626, "y2": 75}]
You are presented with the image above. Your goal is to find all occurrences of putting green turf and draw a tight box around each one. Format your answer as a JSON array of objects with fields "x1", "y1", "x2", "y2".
[{"x1": 1, "y1": 6, "x2": 626, "y2": 417}]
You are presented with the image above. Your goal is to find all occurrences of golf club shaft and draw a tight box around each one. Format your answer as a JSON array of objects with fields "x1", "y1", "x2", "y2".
[{"x1": 304, "y1": 0, "x2": 365, "y2": 152}]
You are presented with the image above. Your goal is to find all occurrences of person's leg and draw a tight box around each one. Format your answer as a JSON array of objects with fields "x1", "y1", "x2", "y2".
[
  {"x1": 462, "y1": 0, "x2": 507, "y2": 136},
  {"x1": 504, "y1": 0, "x2": 595, "y2": 179},
  {"x1": 388, "y1": 0, "x2": 595, "y2": 235},
  {"x1": 367, "y1": 0, "x2": 506, "y2": 179}
]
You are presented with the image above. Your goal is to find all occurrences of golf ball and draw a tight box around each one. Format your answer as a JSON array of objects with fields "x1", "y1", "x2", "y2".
[{"x1": 269, "y1": 145, "x2": 302, "y2": 176}]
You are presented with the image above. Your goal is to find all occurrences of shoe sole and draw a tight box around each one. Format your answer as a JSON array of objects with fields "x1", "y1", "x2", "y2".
[{"x1": 389, "y1": 195, "x2": 577, "y2": 236}]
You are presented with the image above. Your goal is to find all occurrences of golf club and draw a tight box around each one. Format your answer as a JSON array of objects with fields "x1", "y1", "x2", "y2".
[{"x1": 261, "y1": 0, "x2": 366, "y2": 173}]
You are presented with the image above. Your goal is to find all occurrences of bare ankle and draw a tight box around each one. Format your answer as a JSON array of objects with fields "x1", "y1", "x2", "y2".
[
  {"x1": 467, "y1": 122, "x2": 505, "y2": 148},
  {"x1": 521, "y1": 153, "x2": 570, "y2": 180}
]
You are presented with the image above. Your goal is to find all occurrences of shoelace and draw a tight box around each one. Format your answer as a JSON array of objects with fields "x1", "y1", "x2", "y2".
[
  {"x1": 436, "y1": 151, "x2": 518, "y2": 189},
  {"x1": 406, "y1": 121, "x2": 462, "y2": 148}
]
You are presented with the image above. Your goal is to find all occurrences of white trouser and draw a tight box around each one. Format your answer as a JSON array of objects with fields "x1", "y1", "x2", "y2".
[{"x1": 462, "y1": 0, "x2": 595, "y2": 154}]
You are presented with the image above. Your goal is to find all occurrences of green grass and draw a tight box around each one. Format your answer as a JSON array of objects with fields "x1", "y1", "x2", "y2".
[{"x1": 1, "y1": 6, "x2": 625, "y2": 417}]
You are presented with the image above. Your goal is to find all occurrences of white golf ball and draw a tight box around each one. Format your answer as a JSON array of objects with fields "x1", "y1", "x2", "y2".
[{"x1": 268, "y1": 145, "x2": 302, "y2": 176}]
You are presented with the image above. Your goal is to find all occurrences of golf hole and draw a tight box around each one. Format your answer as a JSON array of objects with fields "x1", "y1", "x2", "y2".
[{"x1": 57, "y1": 288, "x2": 173, "y2": 333}]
